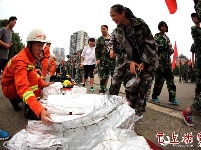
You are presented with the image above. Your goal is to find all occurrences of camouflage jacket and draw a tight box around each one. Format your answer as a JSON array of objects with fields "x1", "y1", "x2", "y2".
[
  {"x1": 190, "y1": 43, "x2": 196, "y2": 53},
  {"x1": 191, "y1": 26, "x2": 201, "y2": 51},
  {"x1": 109, "y1": 18, "x2": 158, "y2": 72},
  {"x1": 154, "y1": 32, "x2": 173, "y2": 62},
  {"x1": 196, "y1": 0, "x2": 201, "y2": 22},
  {"x1": 75, "y1": 54, "x2": 81, "y2": 67},
  {"x1": 95, "y1": 36, "x2": 110, "y2": 61}
]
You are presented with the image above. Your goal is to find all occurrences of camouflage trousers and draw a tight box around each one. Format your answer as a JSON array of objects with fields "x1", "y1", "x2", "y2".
[
  {"x1": 109, "y1": 63, "x2": 154, "y2": 115},
  {"x1": 110, "y1": 59, "x2": 116, "y2": 77},
  {"x1": 191, "y1": 59, "x2": 201, "y2": 113},
  {"x1": 74, "y1": 67, "x2": 83, "y2": 83},
  {"x1": 99, "y1": 59, "x2": 113, "y2": 93},
  {"x1": 152, "y1": 64, "x2": 176, "y2": 102}
]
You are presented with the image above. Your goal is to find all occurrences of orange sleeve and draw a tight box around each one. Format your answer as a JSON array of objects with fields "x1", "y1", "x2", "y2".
[
  {"x1": 38, "y1": 76, "x2": 46, "y2": 89},
  {"x1": 50, "y1": 58, "x2": 53, "y2": 66},
  {"x1": 13, "y1": 61, "x2": 45, "y2": 117},
  {"x1": 44, "y1": 46, "x2": 50, "y2": 58}
]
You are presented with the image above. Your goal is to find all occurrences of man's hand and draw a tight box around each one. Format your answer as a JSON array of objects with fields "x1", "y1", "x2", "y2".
[
  {"x1": 130, "y1": 61, "x2": 139, "y2": 74},
  {"x1": 4, "y1": 43, "x2": 11, "y2": 49},
  {"x1": 36, "y1": 69, "x2": 42, "y2": 75},
  {"x1": 40, "y1": 110, "x2": 53, "y2": 125},
  {"x1": 139, "y1": 62, "x2": 145, "y2": 72}
]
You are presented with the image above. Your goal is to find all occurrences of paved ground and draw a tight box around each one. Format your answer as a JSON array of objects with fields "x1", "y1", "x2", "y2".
[{"x1": 0, "y1": 75, "x2": 201, "y2": 150}]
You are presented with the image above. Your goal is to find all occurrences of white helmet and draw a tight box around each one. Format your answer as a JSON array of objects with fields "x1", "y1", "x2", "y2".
[
  {"x1": 26, "y1": 28, "x2": 46, "y2": 43},
  {"x1": 50, "y1": 54, "x2": 55, "y2": 58},
  {"x1": 46, "y1": 40, "x2": 51, "y2": 44}
]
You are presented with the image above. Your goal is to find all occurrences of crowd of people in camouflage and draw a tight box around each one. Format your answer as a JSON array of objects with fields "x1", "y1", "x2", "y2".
[{"x1": 23, "y1": 1, "x2": 201, "y2": 128}]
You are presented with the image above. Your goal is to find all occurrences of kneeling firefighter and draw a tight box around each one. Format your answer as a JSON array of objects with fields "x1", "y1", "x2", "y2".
[{"x1": 1, "y1": 28, "x2": 53, "y2": 125}]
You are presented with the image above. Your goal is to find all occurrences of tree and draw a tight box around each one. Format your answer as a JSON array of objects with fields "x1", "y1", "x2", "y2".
[{"x1": 0, "y1": 19, "x2": 25, "y2": 60}]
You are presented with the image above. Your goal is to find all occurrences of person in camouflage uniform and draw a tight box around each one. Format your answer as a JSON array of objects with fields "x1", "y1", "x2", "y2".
[
  {"x1": 182, "y1": 5, "x2": 201, "y2": 126},
  {"x1": 56, "y1": 60, "x2": 64, "y2": 75},
  {"x1": 183, "y1": 61, "x2": 191, "y2": 82},
  {"x1": 74, "y1": 51, "x2": 83, "y2": 83},
  {"x1": 109, "y1": 4, "x2": 158, "y2": 116},
  {"x1": 66, "y1": 56, "x2": 71, "y2": 76},
  {"x1": 66, "y1": 55, "x2": 74, "y2": 78},
  {"x1": 179, "y1": 61, "x2": 184, "y2": 83},
  {"x1": 151, "y1": 21, "x2": 180, "y2": 105},
  {"x1": 95, "y1": 25, "x2": 116, "y2": 94}
]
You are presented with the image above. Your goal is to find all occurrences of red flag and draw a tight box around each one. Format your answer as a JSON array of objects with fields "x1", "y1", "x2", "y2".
[
  {"x1": 172, "y1": 41, "x2": 178, "y2": 69},
  {"x1": 165, "y1": 0, "x2": 177, "y2": 14}
]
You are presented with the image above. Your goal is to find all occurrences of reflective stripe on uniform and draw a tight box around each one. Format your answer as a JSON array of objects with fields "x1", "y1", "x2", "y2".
[
  {"x1": 30, "y1": 85, "x2": 38, "y2": 91},
  {"x1": 23, "y1": 91, "x2": 35, "y2": 103},
  {"x1": 27, "y1": 65, "x2": 35, "y2": 70},
  {"x1": 7, "y1": 59, "x2": 11, "y2": 67},
  {"x1": 37, "y1": 74, "x2": 41, "y2": 78}
]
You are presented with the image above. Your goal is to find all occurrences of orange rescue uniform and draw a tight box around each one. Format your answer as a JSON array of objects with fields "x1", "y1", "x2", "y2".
[
  {"x1": 41, "y1": 45, "x2": 50, "y2": 79},
  {"x1": 1, "y1": 47, "x2": 46, "y2": 117},
  {"x1": 49, "y1": 57, "x2": 56, "y2": 76}
]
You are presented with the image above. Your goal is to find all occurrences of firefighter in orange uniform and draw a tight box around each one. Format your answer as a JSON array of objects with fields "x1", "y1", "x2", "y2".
[
  {"x1": 49, "y1": 54, "x2": 56, "y2": 77},
  {"x1": 1, "y1": 28, "x2": 53, "y2": 125},
  {"x1": 41, "y1": 40, "x2": 51, "y2": 80}
]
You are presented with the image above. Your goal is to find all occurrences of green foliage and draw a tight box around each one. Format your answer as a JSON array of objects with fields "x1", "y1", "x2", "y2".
[{"x1": 0, "y1": 19, "x2": 25, "y2": 60}]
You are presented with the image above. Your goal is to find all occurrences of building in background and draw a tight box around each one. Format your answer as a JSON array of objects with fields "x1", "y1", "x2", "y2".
[
  {"x1": 53, "y1": 47, "x2": 65, "y2": 61},
  {"x1": 176, "y1": 54, "x2": 189, "y2": 65},
  {"x1": 69, "y1": 30, "x2": 89, "y2": 55}
]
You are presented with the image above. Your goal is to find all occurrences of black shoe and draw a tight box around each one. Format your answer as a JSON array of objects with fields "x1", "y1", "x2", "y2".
[
  {"x1": 99, "y1": 89, "x2": 105, "y2": 94},
  {"x1": 14, "y1": 106, "x2": 21, "y2": 111},
  {"x1": 24, "y1": 104, "x2": 40, "y2": 120},
  {"x1": 10, "y1": 99, "x2": 22, "y2": 111}
]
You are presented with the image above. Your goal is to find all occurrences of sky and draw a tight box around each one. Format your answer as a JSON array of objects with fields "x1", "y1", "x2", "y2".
[{"x1": 0, "y1": 0, "x2": 195, "y2": 59}]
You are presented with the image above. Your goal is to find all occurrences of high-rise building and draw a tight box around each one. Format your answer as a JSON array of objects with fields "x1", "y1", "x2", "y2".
[
  {"x1": 53, "y1": 47, "x2": 65, "y2": 61},
  {"x1": 69, "y1": 30, "x2": 89, "y2": 55}
]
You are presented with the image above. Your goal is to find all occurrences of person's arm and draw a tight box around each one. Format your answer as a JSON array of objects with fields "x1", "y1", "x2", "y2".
[
  {"x1": 192, "y1": 52, "x2": 195, "y2": 69},
  {"x1": 0, "y1": 28, "x2": 10, "y2": 49},
  {"x1": 81, "y1": 57, "x2": 84, "y2": 64},
  {"x1": 141, "y1": 19, "x2": 159, "y2": 72},
  {"x1": 38, "y1": 74, "x2": 46, "y2": 89},
  {"x1": 190, "y1": 43, "x2": 195, "y2": 69},
  {"x1": 0, "y1": 40, "x2": 7, "y2": 47},
  {"x1": 13, "y1": 61, "x2": 46, "y2": 117},
  {"x1": 108, "y1": 31, "x2": 118, "y2": 59},
  {"x1": 81, "y1": 47, "x2": 86, "y2": 65},
  {"x1": 95, "y1": 38, "x2": 101, "y2": 61},
  {"x1": 191, "y1": 26, "x2": 200, "y2": 43}
]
